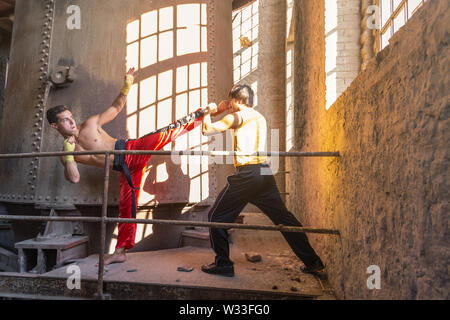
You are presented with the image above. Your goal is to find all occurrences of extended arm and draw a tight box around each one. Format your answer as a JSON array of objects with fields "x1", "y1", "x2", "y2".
[
  {"x1": 202, "y1": 103, "x2": 241, "y2": 136},
  {"x1": 96, "y1": 68, "x2": 136, "y2": 126}
]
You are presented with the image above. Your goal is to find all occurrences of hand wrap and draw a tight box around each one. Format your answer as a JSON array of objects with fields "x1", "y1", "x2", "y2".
[
  {"x1": 63, "y1": 139, "x2": 76, "y2": 163},
  {"x1": 120, "y1": 74, "x2": 134, "y2": 96}
]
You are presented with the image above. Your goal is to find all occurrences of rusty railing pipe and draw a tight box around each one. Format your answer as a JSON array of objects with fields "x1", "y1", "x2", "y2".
[
  {"x1": 0, "y1": 148, "x2": 341, "y2": 299},
  {"x1": 0, "y1": 215, "x2": 340, "y2": 235},
  {"x1": 0, "y1": 150, "x2": 340, "y2": 159},
  {"x1": 96, "y1": 152, "x2": 110, "y2": 299}
]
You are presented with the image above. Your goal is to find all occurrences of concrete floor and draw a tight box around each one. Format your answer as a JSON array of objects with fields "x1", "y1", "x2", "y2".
[
  {"x1": 1, "y1": 213, "x2": 336, "y2": 299},
  {"x1": 42, "y1": 245, "x2": 332, "y2": 299},
  {"x1": 39, "y1": 213, "x2": 336, "y2": 300}
]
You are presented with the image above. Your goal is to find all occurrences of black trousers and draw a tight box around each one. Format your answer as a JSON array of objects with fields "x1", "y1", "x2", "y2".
[{"x1": 208, "y1": 163, "x2": 322, "y2": 267}]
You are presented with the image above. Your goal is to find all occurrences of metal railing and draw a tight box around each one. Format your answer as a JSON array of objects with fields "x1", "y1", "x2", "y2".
[{"x1": 0, "y1": 149, "x2": 340, "y2": 299}]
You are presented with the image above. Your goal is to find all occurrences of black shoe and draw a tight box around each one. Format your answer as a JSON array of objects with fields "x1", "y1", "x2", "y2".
[
  {"x1": 201, "y1": 262, "x2": 235, "y2": 277},
  {"x1": 300, "y1": 259, "x2": 326, "y2": 278}
]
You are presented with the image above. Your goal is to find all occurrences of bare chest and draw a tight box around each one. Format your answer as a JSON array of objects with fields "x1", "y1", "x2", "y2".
[{"x1": 73, "y1": 126, "x2": 116, "y2": 167}]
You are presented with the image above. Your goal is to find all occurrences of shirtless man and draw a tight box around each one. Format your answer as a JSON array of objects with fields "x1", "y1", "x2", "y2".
[{"x1": 46, "y1": 68, "x2": 205, "y2": 265}]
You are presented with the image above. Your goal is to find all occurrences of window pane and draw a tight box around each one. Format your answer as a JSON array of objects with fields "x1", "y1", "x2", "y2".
[
  {"x1": 177, "y1": 4, "x2": 200, "y2": 28},
  {"x1": 201, "y1": 26, "x2": 207, "y2": 52},
  {"x1": 140, "y1": 76, "x2": 156, "y2": 107},
  {"x1": 176, "y1": 66, "x2": 188, "y2": 93},
  {"x1": 140, "y1": 35, "x2": 157, "y2": 68},
  {"x1": 159, "y1": 7, "x2": 173, "y2": 32},
  {"x1": 127, "y1": 20, "x2": 139, "y2": 43},
  {"x1": 408, "y1": 0, "x2": 422, "y2": 18},
  {"x1": 126, "y1": 41, "x2": 139, "y2": 70},
  {"x1": 157, "y1": 98, "x2": 172, "y2": 130},
  {"x1": 158, "y1": 70, "x2": 173, "y2": 101},
  {"x1": 175, "y1": 93, "x2": 188, "y2": 119},
  {"x1": 393, "y1": 0, "x2": 403, "y2": 10},
  {"x1": 381, "y1": 0, "x2": 391, "y2": 27},
  {"x1": 177, "y1": 26, "x2": 200, "y2": 55},
  {"x1": 381, "y1": 29, "x2": 391, "y2": 49},
  {"x1": 139, "y1": 105, "x2": 156, "y2": 137},
  {"x1": 325, "y1": 0, "x2": 338, "y2": 34},
  {"x1": 393, "y1": 7, "x2": 405, "y2": 33},
  {"x1": 141, "y1": 10, "x2": 157, "y2": 37},
  {"x1": 201, "y1": 4, "x2": 207, "y2": 25},
  {"x1": 201, "y1": 62, "x2": 208, "y2": 87},
  {"x1": 159, "y1": 31, "x2": 173, "y2": 62},
  {"x1": 189, "y1": 63, "x2": 200, "y2": 90}
]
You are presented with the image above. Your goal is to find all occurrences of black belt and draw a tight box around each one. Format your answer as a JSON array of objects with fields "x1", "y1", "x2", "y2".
[
  {"x1": 235, "y1": 162, "x2": 269, "y2": 171},
  {"x1": 113, "y1": 139, "x2": 139, "y2": 219}
]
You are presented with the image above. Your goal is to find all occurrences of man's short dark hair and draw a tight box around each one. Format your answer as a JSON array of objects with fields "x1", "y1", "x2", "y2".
[
  {"x1": 46, "y1": 105, "x2": 71, "y2": 124},
  {"x1": 228, "y1": 84, "x2": 254, "y2": 107}
]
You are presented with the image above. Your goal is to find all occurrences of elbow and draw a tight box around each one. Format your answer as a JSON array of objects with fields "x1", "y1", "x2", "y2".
[
  {"x1": 202, "y1": 129, "x2": 211, "y2": 137},
  {"x1": 66, "y1": 175, "x2": 80, "y2": 184},
  {"x1": 70, "y1": 177, "x2": 80, "y2": 184}
]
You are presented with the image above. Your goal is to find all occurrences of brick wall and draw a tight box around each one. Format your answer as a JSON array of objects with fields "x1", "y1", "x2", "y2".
[
  {"x1": 325, "y1": 0, "x2": 361, "y2": 108},
  {"x1": 290, "y1": 0, "x2": 449, "y2": 299}
]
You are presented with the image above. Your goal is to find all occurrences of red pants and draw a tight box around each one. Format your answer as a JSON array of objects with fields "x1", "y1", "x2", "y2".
[{"x1": 116, "y1": 115, "x2": 202, "y2": 250}]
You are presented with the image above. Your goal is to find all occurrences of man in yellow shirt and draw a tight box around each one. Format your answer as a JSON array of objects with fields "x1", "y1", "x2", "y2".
[{"x1": 201, "y1": 84, "x2": 325, "y2": 277}]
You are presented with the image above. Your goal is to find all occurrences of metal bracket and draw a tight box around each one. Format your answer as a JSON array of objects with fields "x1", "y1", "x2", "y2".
[{"x1": 50, "y1": 65, "x2": 75, "y2": 87}]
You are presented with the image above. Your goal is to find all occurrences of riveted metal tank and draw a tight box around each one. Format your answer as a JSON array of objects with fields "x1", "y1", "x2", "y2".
[{"x1": 0, "y1": 0, "x2": 234, "y2": 212}]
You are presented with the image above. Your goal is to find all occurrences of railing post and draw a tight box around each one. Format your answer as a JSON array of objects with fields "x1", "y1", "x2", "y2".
[{"x1": 96, "y1": 152, "x2": 110, "y2": 299}]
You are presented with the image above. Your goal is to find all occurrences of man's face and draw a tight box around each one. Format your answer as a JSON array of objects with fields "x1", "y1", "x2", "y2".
[
  {"x1": 51, "y1": 110, "x2": 77, "y2": 136},
  {"x1": 229, "y1": 98, "x2": 241, "y2": 112}
]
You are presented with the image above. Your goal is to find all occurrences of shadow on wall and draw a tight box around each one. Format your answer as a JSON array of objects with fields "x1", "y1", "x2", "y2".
[
  {"x1": 1, "y1": 1, "x2": 217, "y2": 256},
  {"x1": 131, "y1": 155, "x2": 192, "y2": 252}
]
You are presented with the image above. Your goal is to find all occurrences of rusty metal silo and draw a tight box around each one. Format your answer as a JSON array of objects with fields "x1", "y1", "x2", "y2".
[{"x1": 0, "y1": 0, "x2": 234, "y2": 261}]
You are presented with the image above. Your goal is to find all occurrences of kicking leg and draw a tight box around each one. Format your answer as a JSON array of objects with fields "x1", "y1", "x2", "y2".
[{"x1": 104, "y1": 168, "x2": 144, "y2": 265}]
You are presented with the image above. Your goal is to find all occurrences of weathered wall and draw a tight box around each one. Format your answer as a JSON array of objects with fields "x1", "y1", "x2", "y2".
[{"x1": 289, "y1": 0, "x2": 449, "y2": 299}]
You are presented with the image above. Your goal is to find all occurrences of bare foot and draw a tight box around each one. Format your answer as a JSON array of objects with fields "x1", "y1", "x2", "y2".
[{"x1": 96, "y1": 248, "x2": 126, "y2": 266}]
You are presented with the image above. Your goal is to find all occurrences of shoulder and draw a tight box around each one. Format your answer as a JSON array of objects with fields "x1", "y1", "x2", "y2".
[
  {"x1": 83, "y1": 114, "x2": 101, "y2": 127},
  {"x1": 222, "y1": 113, "x2": 241, "y2": 125},
  {"x1": 251, "y1": 109, "x2": 265, "y2": 122},
  {"x1": 79, "y1": 116, "x2": 99, "y2": 132}
]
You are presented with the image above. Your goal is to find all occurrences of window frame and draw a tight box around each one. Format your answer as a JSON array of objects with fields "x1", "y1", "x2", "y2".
[{"x1": 380, "y1": 0, "x2": 426, "y2": 49}]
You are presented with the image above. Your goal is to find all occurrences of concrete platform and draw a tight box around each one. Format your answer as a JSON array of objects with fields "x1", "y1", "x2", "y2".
[
  {"x1": 0, "y1": 213, "x2": 336, "y2": 299},
  {"x1": 48, "y1": 245, "x2": 334, "y2": 299},
  {"x1": 0, "y1": 245, "x2": 335, "y2": 299}
]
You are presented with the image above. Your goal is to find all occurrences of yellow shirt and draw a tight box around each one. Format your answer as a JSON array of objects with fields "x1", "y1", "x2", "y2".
[{"x1": 232, "y1": 107, "x2": 267, "y2": 167}]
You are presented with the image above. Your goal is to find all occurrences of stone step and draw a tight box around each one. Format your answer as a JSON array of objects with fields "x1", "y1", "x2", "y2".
[
  {"x1": 179, "y1": 228, "x2": 210, "y2": 248},
  {"x1": 0, "y1": 246, "x2": 18, "y2": 272}
]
